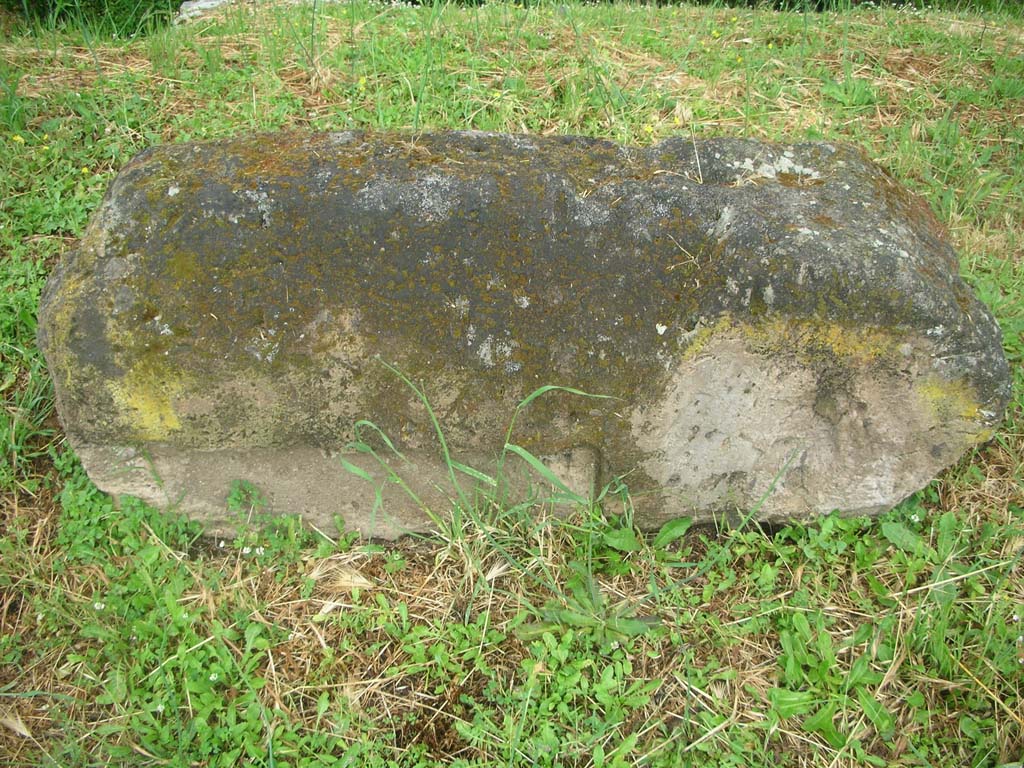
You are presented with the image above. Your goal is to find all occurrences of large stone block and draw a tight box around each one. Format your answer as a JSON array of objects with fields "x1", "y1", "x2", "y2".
[{"x1": 38, "y1": 131, "x2": 1010, "y2": 537}]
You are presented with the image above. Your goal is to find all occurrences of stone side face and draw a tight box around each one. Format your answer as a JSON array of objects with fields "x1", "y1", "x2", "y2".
[{"x1": 37, "y1": 131, "x2": 1010, "y2": 537}]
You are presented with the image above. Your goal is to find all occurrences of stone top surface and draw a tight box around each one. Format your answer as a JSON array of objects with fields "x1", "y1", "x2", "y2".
[{"x1": 41, "y1": 132, "x2": 1009, "y2": 441}]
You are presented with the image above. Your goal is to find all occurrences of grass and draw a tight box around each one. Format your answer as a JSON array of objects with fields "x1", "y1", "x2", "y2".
[{"x1": 1, "y1": 0, "x2": 1022, "y2": 765}]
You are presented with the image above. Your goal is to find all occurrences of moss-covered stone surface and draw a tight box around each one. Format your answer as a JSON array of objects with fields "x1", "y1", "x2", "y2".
[{"x1": 37, "y1": 131, "x2": 1010, "y2": 536}]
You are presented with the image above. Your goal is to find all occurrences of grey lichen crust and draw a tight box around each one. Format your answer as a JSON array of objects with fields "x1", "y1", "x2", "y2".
[{"x1": 38, "y1": 131, "x2": 1010, "y2": 537}]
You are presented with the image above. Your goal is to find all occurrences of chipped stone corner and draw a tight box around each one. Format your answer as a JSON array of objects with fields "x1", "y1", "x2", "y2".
[{"x1": 631, "y1": 316, "x2": 994, "y2": 521}]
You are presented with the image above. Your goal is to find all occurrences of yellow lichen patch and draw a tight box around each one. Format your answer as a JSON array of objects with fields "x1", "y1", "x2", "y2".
[
  {"x1": 107, "y1": 361, "x2": 187, "y2": 440},
  {"x1": 915, "y1": 377, "x2": 982, "y2": 423},
  {"x1": 680, "y1": 316, "x2": 733, "y2": 361},
  {"x1": 682, "y1": 314, "x2": 903, "y2": 365},
  {"x1": 968, "y1": 428, "x2": 994, "y2": 446},
  {"x1": 741, "y1": 318, "x2": 902, "y2": 364}
]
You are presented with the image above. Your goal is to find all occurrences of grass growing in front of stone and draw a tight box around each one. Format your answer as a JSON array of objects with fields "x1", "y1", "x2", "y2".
[{"x1": 1, "y1": 1, "x2": 1022, "y2": 765}]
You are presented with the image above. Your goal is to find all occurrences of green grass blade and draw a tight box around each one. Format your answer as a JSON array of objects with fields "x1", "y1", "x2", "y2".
[{"x1": 502, "y1": 443, "x2": 589, "y2": 507}]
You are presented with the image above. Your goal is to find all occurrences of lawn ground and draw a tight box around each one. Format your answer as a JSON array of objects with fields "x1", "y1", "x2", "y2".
[{"x1": 0, "y1": 1, "x2": 1022, "y2": 766}]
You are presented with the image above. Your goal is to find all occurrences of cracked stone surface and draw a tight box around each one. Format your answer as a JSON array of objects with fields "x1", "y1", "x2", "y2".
[{"x1": 37, "y1": 131, "x2": 1011, "y2": 538}]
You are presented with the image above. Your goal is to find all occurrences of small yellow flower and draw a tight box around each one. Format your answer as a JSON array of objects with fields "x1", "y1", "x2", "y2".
[
  {"x1": 42, "y1": 145, "x2": 50, "y2": 151},
  {"x1": 12, "y1": 135, "x2": 24, "y2": 144},
  {"x1": 731, "y1": 15, "x2": 738, "y2": 22},
  {"x1": 712, "y1": 29, "x2": 721, "y2": 38},
  {"x1": 643, "y1": 123, "x2": 654, "y2": 135},
  {"x1": 768, "y1": 42, "x2": 774, "y2": 50},
  {"x1": 737, "y1": 55, "x2": 743, "y2": 63},
  {"x1": 43, "y1": 133, "x2": 49, "y2": 140},
  {"x1": 81, "y1": 167, "x2": 90, "y2": 175}
]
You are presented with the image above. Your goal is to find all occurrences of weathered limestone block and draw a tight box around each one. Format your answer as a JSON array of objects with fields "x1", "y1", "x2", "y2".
[{"x1": 38, "y1": 131, "x2": 1010, "y2": 538}]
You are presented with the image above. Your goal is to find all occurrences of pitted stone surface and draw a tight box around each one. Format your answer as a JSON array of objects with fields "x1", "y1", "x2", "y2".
[{"x1": 37, "y1": 131, "x2": 1010, "y2": 537}]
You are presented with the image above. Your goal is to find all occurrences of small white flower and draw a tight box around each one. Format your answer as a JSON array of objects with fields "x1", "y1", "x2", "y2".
[
  {"x1": 209, "y1": 673, "x2": 218, "y2": 682},
  {"x1": 93, "y1": 602, "x2": 105, "y2": 611},
  {"x1": 255, "y1": 546, "x2": 265, "y2": 556},
  {"x1": 1013, "y1": 614, "x2": 1020, "y2": 623},
  {"x1": 36, "y1": 613, "x2": 43, "y2": 623},
  {"x1": 910, "y1": 514, "x2": 920, "y2": 523},
  {"x1": 155, "y1": 703, "x2": 165, "y2": 714},
  {"x1": 242, "y1": 546, "x2": 252, "y2": 555},
  {"x1": 218, "y1": 540, "x2": 225, "y2": 548}
]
